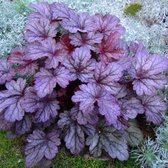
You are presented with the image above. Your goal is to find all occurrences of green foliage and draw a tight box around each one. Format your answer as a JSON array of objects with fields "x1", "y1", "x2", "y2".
[
  {"x1": 0, "y1": 131, "x2": 24, "y2": 168},
  {"x1": 124, "y1": 3, "x2": 142, "y2": 16}
]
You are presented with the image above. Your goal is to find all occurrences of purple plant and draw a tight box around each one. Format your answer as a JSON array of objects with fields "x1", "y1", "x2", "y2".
[{"x1": 0, "y1": 2, "x2": 168, "y2": 168}]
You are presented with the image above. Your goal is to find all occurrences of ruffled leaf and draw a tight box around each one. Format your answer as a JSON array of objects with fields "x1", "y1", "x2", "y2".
[
  {"x1": 126, "y1": 120, "x2": 143, "y2": 146},
  {"x1": 130, "y1": 51, "x2": 168, "y2": 95},
  {"x1": 34, "y1": 67, "x2": 71, "y2": 97},
  {"x1": 142, "y1": 96, "x2": 167, "y2": 124},
  {"x1": 25, "y1": 130, "x2": 61, "y2": 168},
  {"x1": 8, "y1": 47, "x2": 38, "y2": 75},
  {"x1": 58, "y1": 109, "x2": 95, "y2": 154},
  {"x1": 0, "y1": 78, "x2": 26, "y2": 122},
  {"x1": 0, "y1": 113, "x2": 13, "y2": 131},
  {"x1": 23, "y1": 87, "x2": 60, "y2": 122},
  {"x1": 0, "y1": 59, "x2": 15, "y2": 85},
  {"x1": 63, "y1": 47, "x2": 95, "y2": 82},
  {"x1": 86, "y1": 120, "x2": 129, "y2": 161},
  {"x1": 121, "y1": 97, "x2": 144, "y2": 120},
  {"x1": 90, "y1": 62, "x2": 123, "y2": 94},
  {"x1": 25, "y1": 18, "x2": 57, "y2": 43},
  {"x1": 72, "y1": 83, "x2": 121, "y2": 125},
  {"x1": 29, "y1": 2, "x2": 53, "y2": 21},
  {"x1": 26, "y1": 39, "x2": 64, "y2": 69},
  {"x1": 14, "y1": 115, "x2": 32, "y2": 135},
  {"x1": 96, "y1": 32, "x2": 126, "y2": 63},
  {"x1": 61, "y1": 12, "x2": 96, "y2": 33},
  {"x1": 93, "y1": 14, "x2": 125, "y2": 36},
  {"x1": 70, "y1": 32, "x2": 103, "y2": 51}
]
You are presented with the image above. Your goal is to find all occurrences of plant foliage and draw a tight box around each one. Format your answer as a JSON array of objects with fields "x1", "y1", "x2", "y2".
[{"x1": 0, "y1": 2, "x2": 168, "y2": 168}]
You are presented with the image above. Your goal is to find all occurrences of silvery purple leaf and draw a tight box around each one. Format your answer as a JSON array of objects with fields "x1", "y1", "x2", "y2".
[
  {"x1": 23, "y1": 87, "x2": 60, "y2": 122},
  {"x1": 26, "y1": 39, "x2": 64, "y2": 69},
  {"x1": 68, "y1": 106, "x2": 98, "y2": 125},
  {"x1": 114, "y1": 85, "x2": 128, "y2": 99},
  {"x1": 60, "y1": 34, "x2": 75, "y2": 56},
  {"x1": 95, "y1": 32, "x2": 126, "y2": 63},
  {"x1": 51, "y1": 2, "x2": 75, "y2": 20},
  {"x1": 34, "y1": 67, "x2": 71, "y2": 97},
  {"x1": 58, "y1": 109, "x2": 95, "y2": 154},
  {"x1": 22, "y1": 87, "x2": 40, "y2": 113},
  {"x1": 25, "y1": 130, "x2": 60, "y2": 168},
  {"x1": 0, "y1": 113, "x2": 13, "y2": 130},
  {"x1": 93, "y1": 14, "x2": 125, "y2": 36},
  {"x1": 126, "y1": 120, "x2": 143, "y2": 146},
  {"x1": 90, "y1": 62, "x2": 123, "y2": 94},
  {"x1": 29, "y1": 2, "x2": 53, "y2": 21},
  {"x1": 86, "y1": 120, "x2": 129, "y2": 161},
  {"x1": 15, "y1": 115, "x2": 32, "y2": 135},
  {"x1": 35, "y1": 91, "x2": 60, "y2": 123},
  {"x1": 72, "y1": 83, "x2": 121, "y2": 125},
  {"x1": 121, "y1": 98, "x2": 144, "y2": 120},
  {"x1": 64, "y1": 123, "x2": 85, "y2": 154},
  {"x1": 0, "y1": 59, "x2": 15, "y2": 85},
  {"x1": 69, "y1": 32, "x2": 103, "y2": 51},
  {"x1": 129, "y1": 42, "x2": 145, "y2": 56},
  {"x1": 63, "y1": 47, "x2": 95, "y2": 82},
  {"x1": 25, "y1": 18, "x2": 57, "y2": 43},
  {"x1": 130, "y1": 51, "x2": 168, "y2": 95},
  {"x1": 61, "y1": 12, "x2": 96, "y2": 33},
  {"x1": 9, "y1": 47, "x2": 38, "y2": 76},
  {"x1": 142, "y1": 96, "x2": 167, "y2": 124},
  {"x1": 0, "y1": 78, "x2": 26, "y2": 122}
]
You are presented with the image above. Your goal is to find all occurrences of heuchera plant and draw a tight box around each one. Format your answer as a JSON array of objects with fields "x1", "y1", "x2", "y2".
[{"x1": 0, "y1": 2, "x2": 168, "y2": 168}]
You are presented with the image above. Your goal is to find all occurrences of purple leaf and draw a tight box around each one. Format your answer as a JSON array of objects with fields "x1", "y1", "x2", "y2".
[
  {"x1": 23, "y1": 87, "x2": 60, "y2": 122},
  {"x1": 51, "y1": 2, "x2": 75, "y2": 20},
  {"x1": 121, "y1": 97, "x2": 144, "y2": 120},
  {"x1": 0, "y1": 78, "x2": 26, "y2": 122},
  {"x1": 34, "y1": 67, "x2": 71, "y2": 97},
  {"x1": 8, "y1": 47, "x2": 38, "y2": 75},
  {"x1": 93, "y1": 14, "x2": 125, "y2": 36},
  {"x1": 142, "y1": 96, "x2": 167, "y2": 124},
  {"x1": 26, "y1": 39, "x2": 64, "y2": 69},
  {"x1": 35, "y1": 91, "x2": 60, "y2": 122},
  {"x1": 126, "y1": 120, "x2": 143, "y2": 146},
  {"x1": 0, "y1": 59, "x2": 15, "y2": 85},
  {"x1": 68, "y1": 106, "x2": 98, "y2": 125},
  {"x1": 29, "y1": 2, "x2": 53, "y2": 21},
  {"x1": 72, "y1": 83, "x2": 121, "y2": 125},
  {"x1": 22, "y1": 87, "x2": 40, "y2": 113},
  {"x1": 25, "y1": 18, "x2": 57, "y2": 43},
  {"x1": 25, "y1": 130, "x2": 61, "y2": 168},
  {"x1": 130, "y1": 51, "x2": 168, "y2": 95},
  {"x1": 129, "y1": 42, "x2": 145, "y2": 55},
  {"x1": 69, "y1": 32, "x2": 103, "y2": 51},
  {"x1": 0, "y1": 113, "x2": 13, "y2": 130},
  {"x1": 61, "y1": 12, "x2": 96, "y2": 33},
  {"x1": 58, "y1": 109, "x2": 95, "y2": 154},
  {"x1": 64, "y1": 123, "x2": 85, "y2": 154},
  {"x1": 15, "y1": 115, "x2": 32, "y2": 135},
  {"x1": 63, "y1": 47, "x2": 95, "y2": 82},
  {"x1": 95, "y1": 32, "x2": 126, "y2": 63},
  {"x1": 60, "y1": 34, "x2": 75, "y2": 56},
  {"x1": 86, "y1": 120, "x2": 129, "y2": 161},
  {"x1": 90, "y1": 62, "x2": 123, "y2": 94}
]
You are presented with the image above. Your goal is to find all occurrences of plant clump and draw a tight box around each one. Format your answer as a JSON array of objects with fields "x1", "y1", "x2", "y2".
[{"x1": 0, "y1": 2, "x2": 168, "y2": 168}]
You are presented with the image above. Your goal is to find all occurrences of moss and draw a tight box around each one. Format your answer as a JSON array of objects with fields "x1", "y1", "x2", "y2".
[{"x1": 124, "y1": 3, "x2": 142, "y2": 16}]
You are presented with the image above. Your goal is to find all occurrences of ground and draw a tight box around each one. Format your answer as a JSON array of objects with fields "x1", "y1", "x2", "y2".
[{"x1": 0, "y1": 131, "x2": 139, "y2": 168}]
